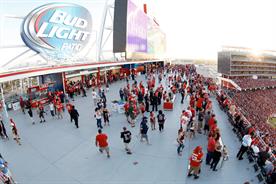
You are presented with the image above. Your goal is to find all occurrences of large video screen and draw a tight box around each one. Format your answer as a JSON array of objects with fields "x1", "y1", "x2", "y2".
[{"x1": 126, "y1": 0, "x2": 148, "y2": 53}]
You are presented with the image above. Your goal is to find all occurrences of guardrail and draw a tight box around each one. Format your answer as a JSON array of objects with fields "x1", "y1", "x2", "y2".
[{"x1": 216, "y1": 91, "x2": 276, "y2": 163}]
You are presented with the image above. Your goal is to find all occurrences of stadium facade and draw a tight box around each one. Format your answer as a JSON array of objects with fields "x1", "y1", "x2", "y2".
[{"x1": 218, "y1": 46, "x2": 276, "y2": 78}]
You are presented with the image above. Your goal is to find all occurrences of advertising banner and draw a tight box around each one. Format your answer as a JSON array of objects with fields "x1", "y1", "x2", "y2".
[{"x1": 0, "y1": 0, "x2": 105, "y2": 73}]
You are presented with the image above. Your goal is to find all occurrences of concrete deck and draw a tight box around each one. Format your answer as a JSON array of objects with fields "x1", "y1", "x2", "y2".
[{"x1": 0, "y1": 74, "x2": 258, "y2": 184}]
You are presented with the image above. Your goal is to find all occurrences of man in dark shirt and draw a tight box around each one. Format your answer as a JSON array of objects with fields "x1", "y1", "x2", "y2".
[
  {"x1": 120, "y1": 127, "x2": 132, "y2": 153},
  {"x1": 70, "y1": 106, "x2": 80, "y2": 128},
  {"x1": 140, "y1": 117, "x2": 149, "y2": 144},
  {"x1": 152, "y1": 95, "x2": 158, "y2": 112}
]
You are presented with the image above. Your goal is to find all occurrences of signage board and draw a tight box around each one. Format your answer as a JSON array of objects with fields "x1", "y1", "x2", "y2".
[{"x1": 21, "y1": 3, "x2": 92, "y2": 60}]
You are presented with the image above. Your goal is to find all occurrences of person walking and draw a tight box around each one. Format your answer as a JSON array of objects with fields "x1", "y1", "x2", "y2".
[
  {"x1": 56, "y1": 102, "x2": 63, "y2": 119},
  {"x1": 140, "y1": 117, "x2": 150, "y2": 144},
  {"x1": 120, "y1": 127, "x2": 132, "y2": 154},
  {"x1": 94, "y1": 108, "x2": 103, "y2": 129},
  {"x1": 197, "y1": 108, "x2": 204, "y2": 134},
  {"x1": 210, "y1": 145, "x2": 222, "y2": 171},
  {"x1": 102, "y1": 107, "x2": 110, "y2": 126},
  {"x1": 150, "y1": 111, "x2": 156, "y2": 130},
  {"x1": 66, "y1": 102, "x2": 73, "y2": 122},
  {"x1": 119, "y1": 88, "x2": 124, "y2": 101},
  {"x1": 49, "y1": 102, "x2": 55, "y2": 119},
  {"x1": 236, "y1": 132, "x2": 253, "y2": 160},
  {"x1": 206, "y1": 135, "x2": 216, "y2": 165},
  {"x1": 0, "y1": 116, "x2": 8, "y2": 140},
  {"x1": 151, "y1": 95, "x2": 158, "y2": 112},
  {"x1": 92, "y1": 89, "x2": 98, "y2": 106},
  {"x1": 95, "y1": 129, "x2": 110, "y2": 158},
  {"x1": 0, "y1": 115, "x2": 9, "y2": 140},
  {"x1": 70, "y1": 106, "x2": 79, "y2": 128},
  {"x1": 204, "y1": 111, "x2": 211, "y2": 135},
  {"x1": 180, "y1": 88, "x2": 185, "y2": 104},
  {"x1": 19, "y1": 96, "x2": 25, "y2": 114},
  {"x1": 188, "y1": 146, "x2": 204, "y2": 179},
  {"x1": 144, "y1": 94, "x2": 150, "y2": 112},
  {"x1": 38, "y1": 105, "x2": 46, "y2": 123},
  {"x1": 27, "y1": 108, "x2": 35, "y2": 125},
  {"x1": 157, "y1": 110, "x2": 165, "y2": 132},
  {"x1": 10, "y1": 119, "x2": 21, "y2": 145},
  {"x1": 81, "y1": 86, "x2": 87, "y2": 97},
  {"x1": 177, "y1": 130, "x2": 185, "y2": 156}
]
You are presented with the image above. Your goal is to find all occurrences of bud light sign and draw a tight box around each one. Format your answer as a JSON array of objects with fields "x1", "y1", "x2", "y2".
[{"x1": 21, "y1": 3, "x2": 92, "y2": 60}]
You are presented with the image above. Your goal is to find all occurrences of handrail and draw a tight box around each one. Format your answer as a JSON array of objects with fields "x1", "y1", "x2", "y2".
[{"x1": 216, "y1": 91, "x2": 276, "y2": 163}]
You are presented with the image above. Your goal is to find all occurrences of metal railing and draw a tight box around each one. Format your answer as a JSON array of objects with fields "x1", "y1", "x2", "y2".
[{"x1": 216, "y1": 91, "x2": 276, "y2": 163}]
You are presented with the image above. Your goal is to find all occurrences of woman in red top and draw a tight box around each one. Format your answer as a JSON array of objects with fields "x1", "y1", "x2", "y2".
[{"x1": 188, "y1": 146, "x2": 204, "y2": 179}]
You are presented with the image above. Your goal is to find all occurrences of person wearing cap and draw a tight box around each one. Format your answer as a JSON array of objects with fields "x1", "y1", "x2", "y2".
[
  {"x1": 120, "y1": 127, "x2": 132, "y2": 153},
  {"x1": 188, "y1": 146, "x2": 204, "y2": 179}
]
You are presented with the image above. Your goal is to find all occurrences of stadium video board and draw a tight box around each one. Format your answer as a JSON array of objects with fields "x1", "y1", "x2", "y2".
[
  {"x1": 113, "y1": 0, "x2": 166, "y2": 60},
  {"x1": 126, "y1": 0, "x2": 148, "y2": 53}
]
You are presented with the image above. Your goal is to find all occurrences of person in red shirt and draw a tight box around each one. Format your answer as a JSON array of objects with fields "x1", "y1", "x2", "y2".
[
  {"x1": 140, "y1": 103, "x2": 145, "y2": 117},
  {"x1": 208, "y1": 114, "x2": 216, "y2": 128},
  {"x1": 196, "y1": 97, "x2": 204, "y2": 112},
  {"x1": 95, "y1": 129, "x2": 110, "y2": 158},
  {"x1": 19, "y1": 96, "x2": 25, "y2": 114},
  {"x1": 188, "y1": 146, "x2": 204, "y2": 179},
  {"x1": 66, "y1": 102, "x2": 73, "y2": 122},
  {"x1": 56, "y1": 102, "x2": 63, "y2": 119},
  {"x1": 190, "y1": 95, "x2": 195, "y2": 108},
  {"x1": 206, "y1": 135, "x2": 216, "y2": 165}
]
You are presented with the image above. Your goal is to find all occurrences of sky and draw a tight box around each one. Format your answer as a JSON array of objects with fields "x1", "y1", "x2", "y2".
[
  {"x1": 145, "y1": 0, "x2": 276, "y2": 60},
  {"x1": 1, "y1": 0, "x2": 276, "y2": 65}
]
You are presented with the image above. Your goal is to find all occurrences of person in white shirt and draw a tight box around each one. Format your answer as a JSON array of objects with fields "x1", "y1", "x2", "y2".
[
  {"x1": 49, "y1": 102, "x2": 55, "y2": 119},
  {"x1": 236, "y1": 133, "x2": 253, "y2": 160},
  {"x1": 94, "y1": 108, "x2": 103, "y2": 129},
  {"x1": 92, "y1": 89, "x2": 97, "y2": 106}
]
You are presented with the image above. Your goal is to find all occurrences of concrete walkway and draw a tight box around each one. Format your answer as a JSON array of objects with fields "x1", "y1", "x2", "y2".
[{"x1": 0, "y1": 75, "x2": 258, "y2": 184}]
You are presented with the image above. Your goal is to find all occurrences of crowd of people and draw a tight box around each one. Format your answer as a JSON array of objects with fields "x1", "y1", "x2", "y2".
[
  {"x1": 233, "y1": 78, "x2": 276, "y2": 89},
  {"x1": 219, "y1": 87, "x2": 276, "y2": 149},
  {"x1": 217, "y1": 90, "x2": 276, "y2": 183},
  {"x1": 0, "y1": 154, "x2": 16, "y2": 184},
  {"x1": 2, "y1": 63, "x2": 275, "y2": 183}
]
